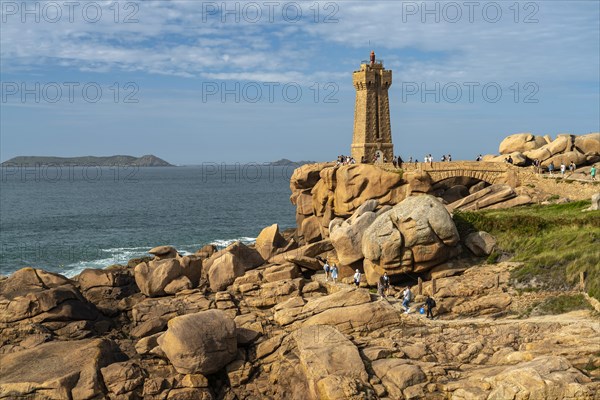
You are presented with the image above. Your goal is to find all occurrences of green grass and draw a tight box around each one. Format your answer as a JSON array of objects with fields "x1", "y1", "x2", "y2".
[
  {"x1": 535, "y1": 294, "x2": 592, "y2": 315},
  {"x1": 454, "y1": 201, "x2": 600, "y2": 299}
]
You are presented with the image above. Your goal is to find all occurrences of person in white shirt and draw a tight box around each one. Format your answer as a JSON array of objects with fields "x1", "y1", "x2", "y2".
[
  {"x1": 353, "y1": 269, "x2": 361, "y2": 287},
  {"x1": 402, "y1": 287, "x2": 412, "y2": 313}
]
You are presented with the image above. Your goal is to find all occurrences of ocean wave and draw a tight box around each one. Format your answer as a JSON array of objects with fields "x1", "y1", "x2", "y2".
[
  {"x1": 60, "y1": 237, "x2": 257, "y2": 277},
  {"x1": 211, "y1": 237, "x2": 256, "y2": 249}
]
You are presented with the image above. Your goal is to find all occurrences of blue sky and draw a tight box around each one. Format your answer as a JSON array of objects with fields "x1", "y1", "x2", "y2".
[{"x1": 1, "y1": 0, "x2": 599, "y2": 164}]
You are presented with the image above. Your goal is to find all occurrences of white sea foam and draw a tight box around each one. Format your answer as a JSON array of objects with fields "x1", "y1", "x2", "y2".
[
  {"x1": 211, "y1": 237, "x2": 256, "y2": 249},
  {"x1": 61, "y1": 238, "x2": 257, "y2": 277}
]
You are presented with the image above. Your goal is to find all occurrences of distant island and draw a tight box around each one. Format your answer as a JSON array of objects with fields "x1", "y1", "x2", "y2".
[
  {"x1": 267, "y1": 159, "x2": 317, "y2": 166},
  {"x1": 1, "y1": 155, "x2": 173, "y2": 167}
]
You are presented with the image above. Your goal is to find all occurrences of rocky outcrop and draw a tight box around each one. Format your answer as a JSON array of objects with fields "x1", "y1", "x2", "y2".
[
  {"x1": 0, "y1": 338, "x2": 122, "y2": 399},
  {"x1": 291, "y1": 325, "x2": 371, "y2": 400},
  {"x1": 448, "y1": 184, "x2": 523, "y2": 211},
  {"x1": 464, "y1": 231, "x2": 497, "y2": 256},
  {"x1": 255, "y1": 224, "x2": 291, "y2": 260},
  {"x1": 78, "y1": 267, "x2": 138, "y2": 316},
  {"x1": 158, "y1": 310, "x2": 237, "y2": 375},
  {"x1": 499, "y1": 133, "x2": 547, "y2": 154},
  {"x1": 585, "y1": 193, "x2": 600, "y2": 211},
  {"x1": 1, "y1": 255, "x2": 598, "y2": 400},
  {"x1": 148, "y1": 245, "x2": 178, "y2": 260},
  {"x1": 204, "y1": 241, "x2": 264, "y2": 292},
  {"x1": 135, "y1": 258, "x2": 188, "y2": 297},
  {"x1": 268, "y1": 240, "x2": 333, "y2": 271},
  {"x1": 132, "y1": 245, "x2": 207, "y2": 297},
  {"x1": 362, "y1": 195, "x2": 460, "y2": 282},
  {"x1": 330, "y1": 200, "x2": 378, "y2": 265},
  {"x1": 290, "y1": 163, "x2": 408, "y2": 243},
  {"x1": 0, "y1": 268, "x2": 102, "y2": 347},
  {"x1": 488, "y1": 133, "x2": 600, "y2": 169}
]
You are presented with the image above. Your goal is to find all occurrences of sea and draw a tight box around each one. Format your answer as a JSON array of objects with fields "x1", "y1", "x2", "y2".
[{"x1": 0, "y1": 165, "x2": 297, "y2": 278}]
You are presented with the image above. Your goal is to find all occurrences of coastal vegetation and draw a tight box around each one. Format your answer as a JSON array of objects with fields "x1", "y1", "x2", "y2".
[{"x1": 454, "y1": 200, "x2": 600, "y2": 299}]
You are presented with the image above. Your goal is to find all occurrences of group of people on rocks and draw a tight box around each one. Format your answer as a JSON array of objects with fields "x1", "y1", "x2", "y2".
[
  {"x1": 323, "y1": 260, "x2": 437, "y2": 319},
  {"x1": 544, "y1": 160, "x2": 597, "y2": 180},
  {"x1": 336, "y1": 155, "x2": 357, "y2": 166},
  {"x1": 323, "y1": 260, "x2": 339, "y2": 283}
]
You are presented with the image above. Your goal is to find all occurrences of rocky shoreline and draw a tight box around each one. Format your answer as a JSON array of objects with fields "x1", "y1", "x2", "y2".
[
  {"x1": 1, "y1": 199, "x2": 599, "y2": 399},
  {"x1": 1, "y1": 133, "x2": 599, "y2": 399}
]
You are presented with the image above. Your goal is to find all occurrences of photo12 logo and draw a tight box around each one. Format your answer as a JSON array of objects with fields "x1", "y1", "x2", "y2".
[
  {"x1": 400, "y1": 1, "x2": 539, "y2": 23},
  {"x1": 1, "y1": 82, "x2": 140, "y2": 104},
  {"x1": 1, "y1": 164, "x2": 140, "y2": 183},
  {"x1": 199, "y1": 163, "x2": 296, "y2": 184},
  {"x1": 201, "y1": 81, "x2": 339, "y2": 103},
  {"x1": 400, "y1": 81, "x2": 540, "y2": 104},
  {"x1": 1, "y1": 1, "x2": 140, "y2": 23},
  {"x1": 199, "y1": 1, "x2": 339, "y2": 23}
]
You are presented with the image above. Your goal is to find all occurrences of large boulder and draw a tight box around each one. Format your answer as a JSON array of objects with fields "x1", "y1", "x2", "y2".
[
  {"x1": 295, "y1": 191, "x2": 315, "y2": 215},
  {"x1": 100, "y1": 361, "x2": 145, "y2": 397},
  {"x1": 255, "y1": 224, "x2": 288, "y2": 260},
  {"x1": 523, "y1": 135, "x2": 571, "y2": 162},
  {"x1": 300, "y1": 215, "x2": 323, "y2": 243},
  {"x1": 204, "y1": 242, "x2": 264, "y2": 292},
  {"x1": 0, "y1": 268, "x2": 99, "y2": 324},
  {"x1": 269, "y1": 240, "x2": 333, "y2": 270},
  {"x1": 499, "y1": 133, "x2": 546, "y2": 154},
  {"x1": 157, "y1": 309, "x2": 237, "y2": 375},
  {"x1": 486, "y1": 356, "x2": 593, "y2": 399},
  {"x1": 333, "y1": 164, "x2": 406, "y2": 217},
  {"x1": 291, "y1": 325, "x2": 370, "y2": 400},
  {"x1": 484, "y1": 152, "x2": 528, "y2": 166},
  {"x1": 464, "y1": 231, "x2": 497, "y2": 256},
  {"x1": 441, "y1": 185, "x2": 469, "y2": 204},
  {"x1": 290, "y1": 162, "x2": 333, "y2": 193},
  {"x1": 541, "y1": 150, "x2": 588, "y2": 168},
  {"x1": 148, "y1": 245, "x2": 178, "y2": 260},
  {"x1": 330, "y1": 205, "x2": 378, "y2": 265},
  {"x1": 273, "y1": 287, "x2": 371, "y2": 326},
  {"x1": 585, "y1": 193, "x2": 600, "y2": 211},
  {"x1": 130, "y1": 292, "x2": 212, "y2": 338},
  {"x1": 372, "y1": 359, "x2": 426, "y2": 399},
  {"x1": 134, "y1": 258, "x2": 185, "y2": 297},
  {"x1": 574, "y1": 132, "x2": 600, "y2": 155},
  {"x1": 303, "y1": 300, "x2": 402, "y2": 334},
  {"x1": 78, "y1": 267, "x2": 138, "y2": 316},
  {"x1": 0, "y1": 338, "x2": 121, "y2": 399},
  {"x1": 448, "y1": 184, "x2": 518, "y2": 211},
  {"x1": 361, "y1": 195, "x2": 460, "y2": 279},
  {"x1": 404, "y1": 170, "x2": 433, "y2": 194}
]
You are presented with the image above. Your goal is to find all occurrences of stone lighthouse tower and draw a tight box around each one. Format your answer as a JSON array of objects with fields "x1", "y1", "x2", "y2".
[{"x1": 351, "y1": 51, "x2": 393, "y2": 163}]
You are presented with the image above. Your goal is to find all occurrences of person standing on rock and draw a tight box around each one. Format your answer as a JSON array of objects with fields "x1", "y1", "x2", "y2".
[
  {"x1": 323, "y1": 260, "x2": 331, "y2": 282},
  {"x1": 560, "y1": 162, "x2": 566, "y2": 176},
  {"x1": 331, "y1": 264, "x2": 338, "y2": 283},
  {"x1": 569, "y1": 161, "x2": 576, "y2": 173},
  {"x1": 548, "y1": 161, "x2": 555, "y2": 175},
  {"x1": 377, "y1": 276, "x2": 386, "y2": 299},
  {"x1": 590, "y1": 165, "x2": 597, "y2": 181},
  {"x1": 353, "y1": 269, "x2": 361, "y2": 287},
  {"x1": 425, "y1": 295, "x2": 436, "y2": 319},
  {"x1": 383, "y1": 272, "x2": 390, "y2": 296},
  {"x1": 402, "y1": 287, "x2": 412, "y2": 313},
  {"x1": 534, "y1": 159, "x2": 541, "y2": 174}
]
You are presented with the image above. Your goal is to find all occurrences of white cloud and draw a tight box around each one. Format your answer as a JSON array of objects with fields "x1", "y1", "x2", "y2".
[{"x1": 1, "y1": 0, "x2": 597, "y2": 89}]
